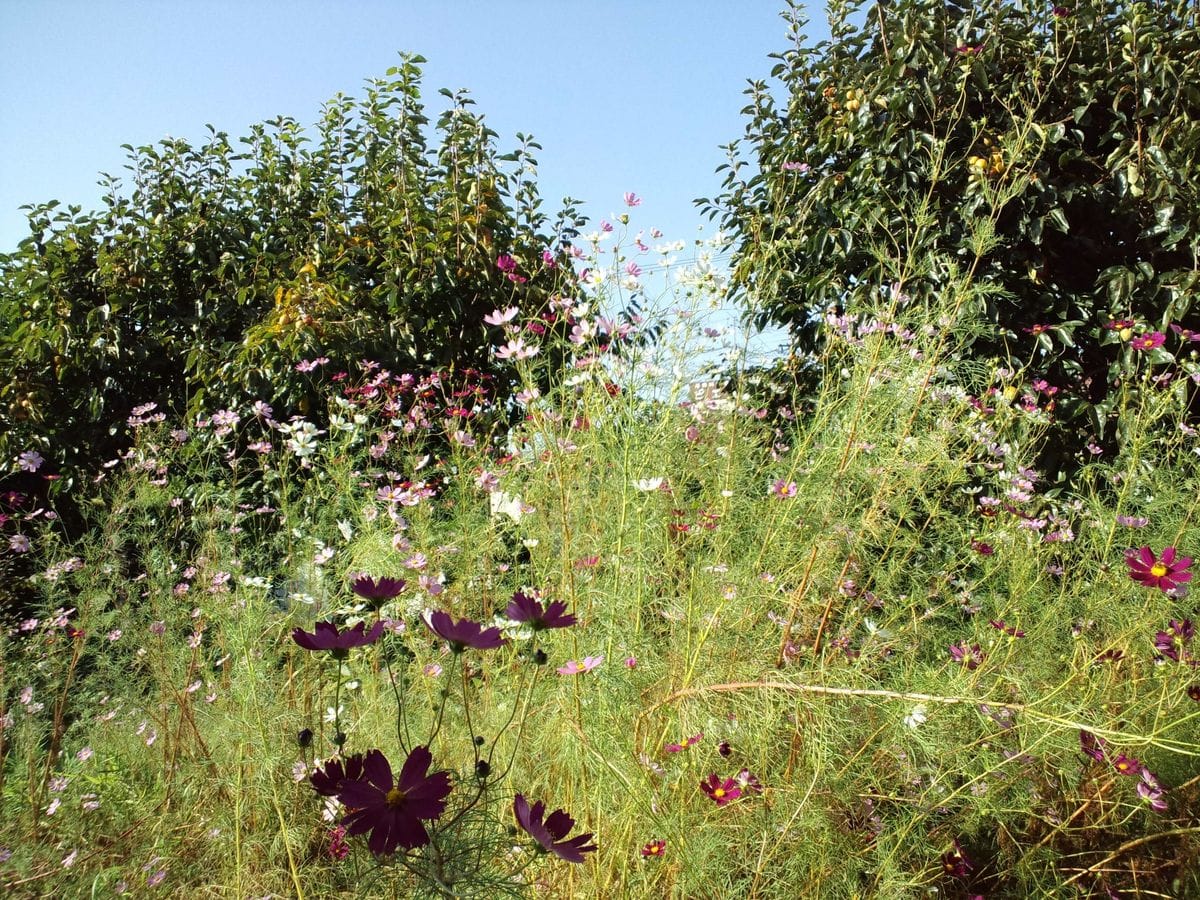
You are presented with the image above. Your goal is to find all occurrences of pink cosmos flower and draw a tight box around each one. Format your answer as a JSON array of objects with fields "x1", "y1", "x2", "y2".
[
  {"x1": 770, "y1": 478, "x2": 798, "y2": 499},
  {"x1": 623, "y1": 192, "x2": 642, "y2": 207},
  {"x1": 16, "y1": 450, "x2": 44, "y2": 473},
  {"x1": 484, "y1": 306, "x2": 519, "y2": 326},
  {"x1": 557, "y1": 655, "x2": 603, "y2": 675}
]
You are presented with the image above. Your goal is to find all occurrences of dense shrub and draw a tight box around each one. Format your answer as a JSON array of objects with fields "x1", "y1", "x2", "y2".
[
  {"x1": 0, "y1": 53, "x2": 586, "y2": 497},
  {"x1": 705, "y1": 0, "x2": 1200, "y2": 475}
]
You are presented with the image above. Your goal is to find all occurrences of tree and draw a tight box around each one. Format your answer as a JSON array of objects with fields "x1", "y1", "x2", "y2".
[
  {"x1": 705, "y1": 0, "x2": 1200, "y2": 474},
  {"x1": 0, "y1": 53, "x2": 586, "y2": 494}
]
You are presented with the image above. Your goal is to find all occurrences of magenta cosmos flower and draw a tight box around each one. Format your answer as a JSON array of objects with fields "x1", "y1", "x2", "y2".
[
  {"x1": 1126, "y1": 546, "x2": 1193, "y2": 593},
  {"x1": 424, "y1": 610, "x2": 505, "y2": 652},
  {"x1": 505, "y1": 591, "x2": 577, "y2": 630},
  {"x1": 700, "y1": 774, "x2": 741, "y2": 806},
  {"x1": 292, "y1": 620, "x2": 385, "y2": 657},
  {"x1": 336, "y1": 747, "x2": 452, "y2": 855},
  {"x1": 512, "y1": 794, "x2": 597, "y2": 863},
  {"x1": 1130, "y1": 331, "x2": 1165, "y2": 351},
  {"x1": 351, "y1": 575, "x2": 406, "y2": 608}
]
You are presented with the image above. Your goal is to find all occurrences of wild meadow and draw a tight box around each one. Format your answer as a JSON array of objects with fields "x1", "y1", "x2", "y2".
[
  {"x1": 3, "y1": 2, "x2": 1200, "y2": 896},
  {"x1": 1, "y1": 204, "x2": 1198, "y2": 898}
]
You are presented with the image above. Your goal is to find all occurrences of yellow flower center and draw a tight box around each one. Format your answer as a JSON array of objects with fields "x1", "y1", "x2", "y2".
[
  {"x1": 1151, "y1": 563, "x2": 1168, "y2": 578},
  {"x1": 713, "y1": 788, "x2": 726, "y2": 799},
  {"x1": 386, "y1": 787, "x2": 407, "y2": 808}
]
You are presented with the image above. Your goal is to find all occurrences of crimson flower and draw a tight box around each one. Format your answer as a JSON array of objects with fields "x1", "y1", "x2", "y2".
[
  {"x1": 641, "y1": 839, "x2": 666, "y2": 858},
  {"x1": 1126, "y1": 546, "x2": 1193, "y2": 593},
  {"x1": 1112, "y1": 752, "x2": 1141, "y2": 776},
  {"x1": 505, "y1": 592, "x2": 577, "y2": 630},
  {"x1": 337, "y1": 747, "x2": 452, "y2": 854},
  {"x1": 700, "y1": 774, "x2": 741, "y2": 806},
  {"x1": 942, "y1": 839, "x2": 974, "y2": 878},
  {"x1": 512, "y1": 794, "x2": 597, "y2": 863},
  {"x1": 665, "y1": 732, "x2": 704, "y2": 753},
  {"x1": 292, "y1": 620, "x2": 385, "y2": 657},
  {"x1": 424, "y1": 610, "x2": 505, "y2": 652},
  {"x1": 351, "y1": 576, "x2": 406, "y2": 608}
]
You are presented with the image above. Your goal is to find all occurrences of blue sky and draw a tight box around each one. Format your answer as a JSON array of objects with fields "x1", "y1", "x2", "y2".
[{"x1": 0, "y1": 1, "x2": 824, "y2": 257}]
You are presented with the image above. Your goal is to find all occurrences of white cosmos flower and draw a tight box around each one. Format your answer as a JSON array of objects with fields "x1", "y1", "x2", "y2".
[
  {"x1": 633, "y1": 478, "x2": 664, "y2": 492},
  {"x1": 903, "y1": 706, "x2": 927, "y2": 729}
]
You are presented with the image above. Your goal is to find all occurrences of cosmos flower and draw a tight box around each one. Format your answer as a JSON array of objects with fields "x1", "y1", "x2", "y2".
[
  {"x1": 1112, "y1": 752, "x2": 1142, "y2": 776},
  {"x1": 423, "y1": 610, "x2": 505, "y2": 652},
  {"x1": 505, "y1": 592, "x2": 577, "y2": 630},
  {"x1": 1130, "y1": 331, "x2": 1166, "y2": 351},
  {"x1": 665, "y1": 732, "x2": 704, "y2": 753},
  {"x1": 337, "y1": 747, "x2": 452, "y2": 855},
  {"x1": 1080, "y1": 730, "x2": 1108, "y2": 762},
  {"x1": 351, "y1": 576, "x2": 406, "y2": 608},
  {"x1": 1126, "y1": 546, "x2": 1193, "y2": 593},
  {"x1": 641, "y1": 839, "x2": 666, "y2": 858},
  {"x1": 309, "y1": 754, "x2": 368, "y2": 797},
  {"x1": 557, "y1": 656, "x2": 603, "y2": 675},
  {"x1": 941, "y1": 839, "x2": 974, "y2": 878},
  {"x1": 512, "y1": 794, "x2": 597, "y2": 863},
  {"x1": 292, "y1": 620, "x2": 385, "y2": 657},
  {"x1": 700, "y1": 774, "x2": 741, "y2": 806}
]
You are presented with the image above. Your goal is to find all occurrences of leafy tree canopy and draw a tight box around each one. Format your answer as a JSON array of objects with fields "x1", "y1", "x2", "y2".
[
  {"x1": 0, "y1": 53, "x2": 586, "y2": 493},
  {"x1": 706, "y1": 0, "x2": 1199, "y2": 474}
]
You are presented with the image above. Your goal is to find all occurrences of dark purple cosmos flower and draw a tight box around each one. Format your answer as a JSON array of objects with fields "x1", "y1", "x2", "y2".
[
  {"x1": 942, "y1": 839, "x2": 974, "y2": 878},
  {"x1": 310, "y1": 753, "x2": 367, "y2": 797},
  {"x1": 1187, "y1": 684, "x2": 1200, "y2": 702},
  {"x1": 1080, "y1": 730, "x2": 1108, "y2": 762},
  {"x1": 641, "y1": 839, "x2": 666, "y2": 858},
  {"x1": 351, "y1": 576, "x2": 406, "y2": 608},
  {"x1": 336, "y1": 747, "x2": 452, "y2": 855},
  {"x1": 989, "y1": 619, "x2": 1025, "y2": 638},
  {"x1": 293, "y1": 620, "x2": 385, "y2": 657},
  {"x1": 512, "y1": 794, "x2": 597, "y2": 863},
  {"x1": 505, "y1": 592, "x2": 577, "y2": 630},
  {"x1": 700, "y1": 774, "x2": 741, "y2": 806},
  {"x1": 1126, "y1": 546, "x2": 1193, "y2": 593},
  {"x1": 423, "y1": 610, "x2": 505, "y2": 652},
  {"x1": 1154, "y1": 619, "x2": 1194, "y2": 662}
]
